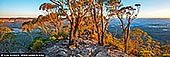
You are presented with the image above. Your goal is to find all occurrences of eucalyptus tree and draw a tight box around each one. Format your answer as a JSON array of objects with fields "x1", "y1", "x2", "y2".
[
  {"x1": 89, "y1": 0, "x2": 121, "y2": 46},
  {"x1": 106, "y1": 0, "x2": 141, "y2": 53},
  {"x1": 22, "y1": 21, "x2": 35, "y2": 40},
  {"x1": 0, "y1": 22, "x2": 13, "y2": 41},
  {"x1": 22, "y1": 3, "x2": 58, "y2": 41},
  {"x1": 44, "y1": 0, "x2": 118, "y2": 46},
  {"x1": 22, "y1": 3, "x2": 65, "y2": 37},
  {"x1": 38, "y1": 3, "x2": 63, "y2": 36},
  {"x1": 22, "y1": 0, "x2": 141, "y2": 49},
  {"x1": 50, "y1": 0, "x2": 92, "y2": 45},
  {"x1": 0, "y1": 27, "x2": 12, "y2": 41}
]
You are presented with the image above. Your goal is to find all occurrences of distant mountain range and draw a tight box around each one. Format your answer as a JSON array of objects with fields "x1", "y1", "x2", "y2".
[{"x1": 0, "y1": 18, "x2": 35, "y2": 23}]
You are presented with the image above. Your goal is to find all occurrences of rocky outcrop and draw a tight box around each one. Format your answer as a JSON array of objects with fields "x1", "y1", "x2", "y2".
[{"x1": 43, "y1": 39, "x2": 133, "y2": 57}]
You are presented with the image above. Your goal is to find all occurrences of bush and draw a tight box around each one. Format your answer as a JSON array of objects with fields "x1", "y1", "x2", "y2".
[
  {"x1": 26, "y1": 37, "x2": 50, "y2": 51},
  {"x1": 0, "y1": 27, "x2": 13, "y2": 41},
  {"x1": 162, "y1": 54, "x2": 170, "y2": 57},
  {"x1": 0, "y1": 33, "x2": 16, "y2": 42},
  {"x1": 52, "y1": 30, "x2": 69, "y2": 40},
  {"x1": 104, "y1": 33, "x2": 124, "y2": 51},
  {"x1": 0, "y1": 34, "x2": 17, "y2": 52},
  {"x1": 50, "y1": 36, "x2": 56, "y2": 41},
  {"x1": 139, "y1": 50, "x2": 153, "y2": 57},
  {"x1": 161, "y1": 45, "x2": 170, "y2": 54},
  {"x1": 31, "y1": 40, "x2": 43, "y2": 50}
]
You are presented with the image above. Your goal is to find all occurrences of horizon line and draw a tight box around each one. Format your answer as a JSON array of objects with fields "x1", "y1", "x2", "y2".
[{"x1": 0, "y1": 16, "x2": 170, "y2": 19}]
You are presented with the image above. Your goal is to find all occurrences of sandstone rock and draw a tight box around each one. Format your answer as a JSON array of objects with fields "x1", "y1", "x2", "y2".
[
  {"x1": 56, "y1": 50, "x2": 68, "y2": 57},
  {"x1": 34, "y1": 39, "x2": 133, "y2": 57},
  {"x1": 72, "y1": 54, "x2": 83, "y2": 57},
  {"x1": 95, "y1": 52, "x2": 107, "y2": 57},
  {"x1": 62, "y1": 40, "x2": 69, "y2": 45}
]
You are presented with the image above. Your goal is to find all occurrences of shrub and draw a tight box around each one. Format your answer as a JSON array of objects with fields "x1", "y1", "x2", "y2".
[
  {"x1": 58, "y1": 36, "x2": 64, "y2": 40},
  {"x1": 161, "y1": 45, "x2": 170, "y2": 54},
  {"x1": 52, "y1": 30, "x2": 69, "y2": 40},
  {"x1": 104, "y1": 33, "x2": 124, "y2": 51},
  {"x1": 26, "y1": 37, "x2": 50, "y2": 51},
  {"x1": 139, "y1": 50, "x2": 153, "y2": 57},
  {"x1": 31, "y1": 40, "x2": 43, "y2": 51},
  {"x1": 0, "y1": 27, "x2": 13, "y2": 41},
  {"x1": 50, "y1": 36, "x2": 56, "y2": 41},
  {"x1": 0, "y1": 33, "x2": 16, "y2": 42},
  {"x1": 162, "y1": 54, "x2": 170, "y2": 57},
  {"x1": 0, "y1": 33, "x2": 17, "y2": 52}
]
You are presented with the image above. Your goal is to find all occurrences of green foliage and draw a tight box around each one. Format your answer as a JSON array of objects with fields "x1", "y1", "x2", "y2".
[
  {"x1": 0, "y1": 27, "x2": 13, "y2": 41},
  {"x1": 0, "y1": 33, "x2": 16, "y2": 42},
  {"x1": 26, "y1": 35, "x2": 67, "y2": 51},
  {"x1": 26, "y1": 37, "x2": 50, "y2": 51},
  {"x1": 50, "y1": 36, "x2": 56, "y2": 41},
  {"x1": 57, "y1": 30, "x2": 69, "y2": 40},
  {"x1": 25, "y1": 28, "x2": 69, "y2": 51},
  {"x1": 31, "y1": 40, "x2": 43, "y2": 50},
  {"x1": 0, "y1": 33, "x2": 22, "y2": 52},
  {"x1": 51, "y1": 32, "x2": 69, "y2": 42}
]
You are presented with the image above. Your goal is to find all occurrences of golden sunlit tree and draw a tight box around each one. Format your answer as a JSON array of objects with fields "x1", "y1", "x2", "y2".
[
  {"x1": 87, "y1": 0, "x2": 121, "y2": 46},
  {"x1": 107, "y1": 1, "x2": 141, "y2": 53},
  {"x1": 22, "y1": 0, "x2": 141, "y2": 48},
  {"x1": 0, "y1": 27, "x2": 12, "y2": 41},
  {"x1": 22, "y1": 3, "x2": 66, "y2": 40},
  {"x1": 0, "y1": 22, "x2": 14, "y2": 41},
  {"x1": 39, "y1": 3, "x2": 64, "y2": 35},
  {"x1": 49, "y1": 0, "x2": 104, "y2": 46},
  {"x1": 17, "y1": 0, "x2": 170, "y2": 56},
  {"x1": 22, "y1": 21, "x2": 35, "y2": 40}
]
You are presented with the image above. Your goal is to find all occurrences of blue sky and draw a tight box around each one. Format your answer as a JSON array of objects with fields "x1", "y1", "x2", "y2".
[
  {"x1": 0, "y1": 0, "x2": 170, "y2": 18},
  {"x1": 122, "y1": 0, "x2": 170, "y2": 18},
  {"x1": 0, "y1": 0, "x2": 51, "y2": 17}
]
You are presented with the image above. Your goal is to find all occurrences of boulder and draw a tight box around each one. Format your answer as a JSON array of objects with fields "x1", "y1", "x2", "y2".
[{"x1": 95, "y1": 52, "x2": 107, "y2": 57}]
